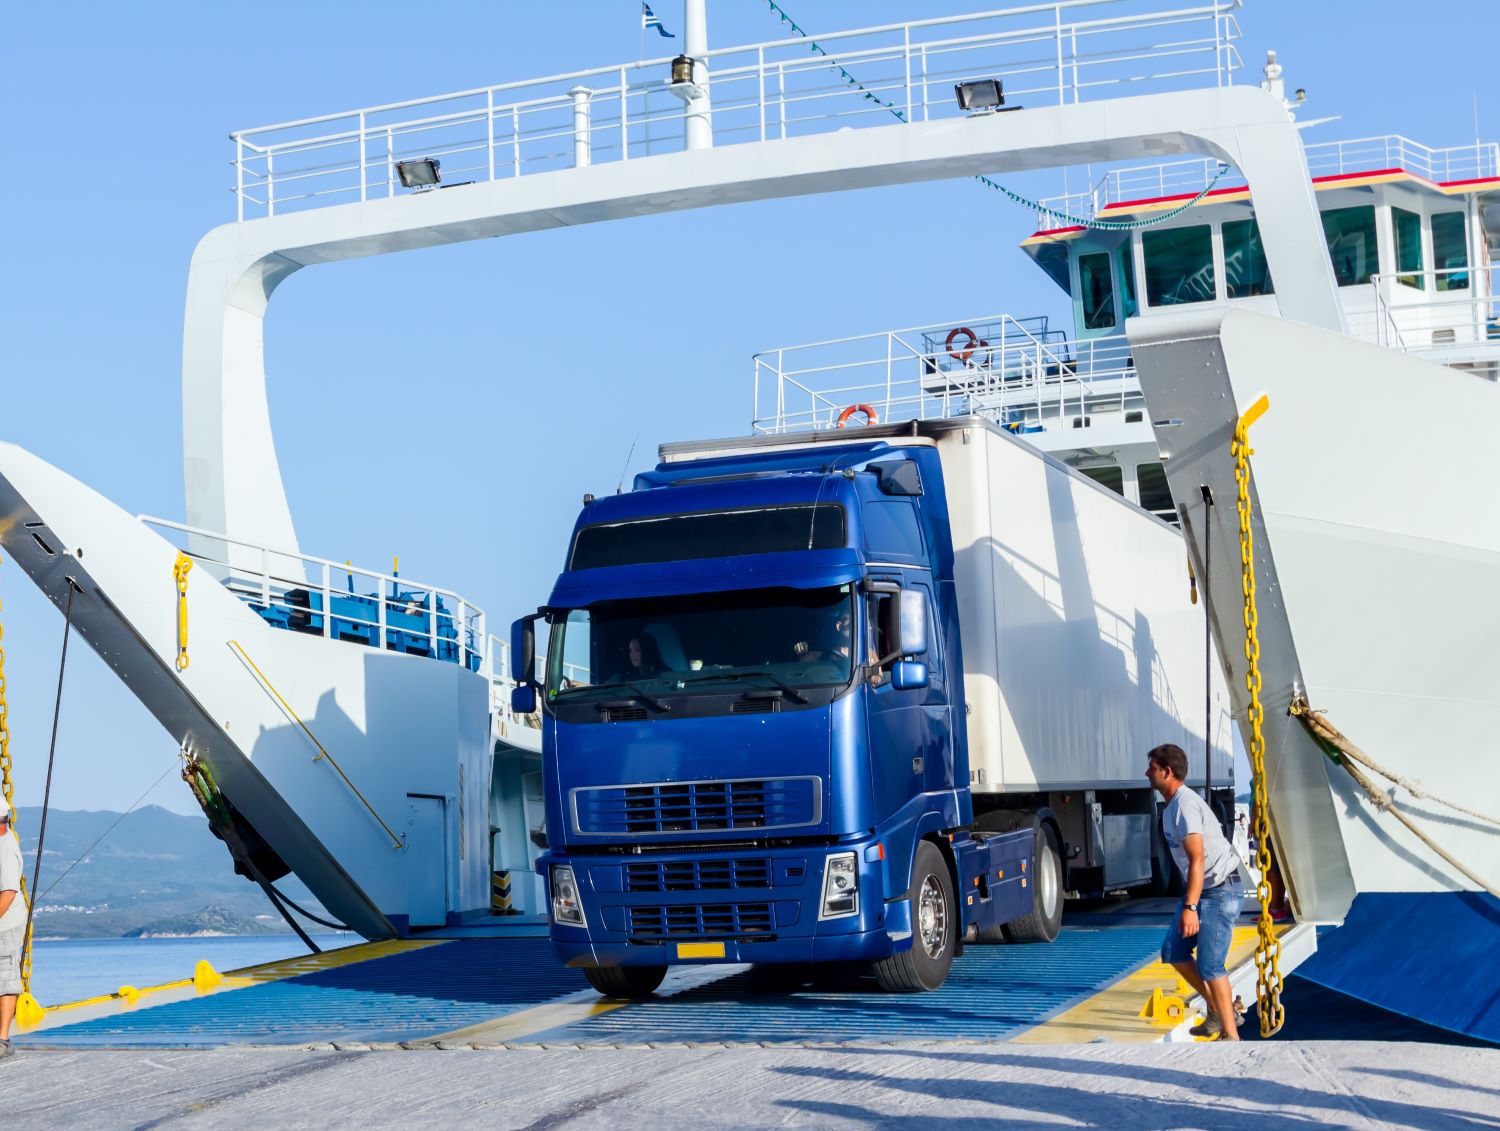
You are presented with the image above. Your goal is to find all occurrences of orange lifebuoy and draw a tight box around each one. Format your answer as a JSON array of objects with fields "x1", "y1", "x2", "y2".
[
  {"x1": 836, "y1": 403, "x2": 878, "y2": 428},
  {"x1": 946, "y1": 326, "x2": 981, "y2": 364}
]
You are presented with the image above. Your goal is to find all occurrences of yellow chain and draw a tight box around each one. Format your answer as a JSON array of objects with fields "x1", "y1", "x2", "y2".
[
  {"x1": 173, "y1": 552, "x2": 193, "y2": 671},
  {"x1": 1232, "y1": 393, "x2": 1283, "y2": 1038},
  {"x1": 0, "y1": 554, "x2": 35, "y2": 994}
]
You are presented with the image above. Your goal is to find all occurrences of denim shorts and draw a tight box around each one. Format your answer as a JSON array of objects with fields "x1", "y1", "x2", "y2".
[{"x1": 1161, "y1": 877, "x2": 1242, "y2": 981}]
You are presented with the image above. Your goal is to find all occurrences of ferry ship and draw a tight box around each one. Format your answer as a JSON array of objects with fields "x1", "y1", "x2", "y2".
[{"x1": 1, "y1": 0, "x2": 1495, "y2": 1047}]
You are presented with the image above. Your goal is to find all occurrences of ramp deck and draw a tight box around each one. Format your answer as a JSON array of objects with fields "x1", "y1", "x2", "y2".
[{"x1": 19, "y1": 902, "x2": 1310, "y2": 1050}]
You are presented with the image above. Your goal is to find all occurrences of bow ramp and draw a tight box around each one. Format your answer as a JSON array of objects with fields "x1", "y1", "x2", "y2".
[
  {"x1": 1130, "y1": 308, "x2": 1500, "y2": 921},
  {"x1": 0, "y1": 442, "x2": 537, "y2": 940}
]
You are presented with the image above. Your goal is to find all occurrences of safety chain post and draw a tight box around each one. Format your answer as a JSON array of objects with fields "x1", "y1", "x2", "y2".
[
  {"x1": 1232, "y1": 393, "x2": 1284, "y2": 1038},
  {"x1": 173, "y1": 552, "x2": 193, "y2": 671}
]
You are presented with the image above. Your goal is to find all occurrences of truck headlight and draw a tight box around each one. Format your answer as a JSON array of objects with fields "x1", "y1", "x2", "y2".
[
  {"x1": 551, "y1": 864, "x2": 587, "y2": 927},
  {"x1": 819, "y1": 852, "x2": 859, "y2": 920}
]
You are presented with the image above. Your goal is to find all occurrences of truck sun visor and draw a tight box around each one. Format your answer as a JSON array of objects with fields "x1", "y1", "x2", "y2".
[{"x1": 570, "y1": 505, "x2": 847, "y2": 570}]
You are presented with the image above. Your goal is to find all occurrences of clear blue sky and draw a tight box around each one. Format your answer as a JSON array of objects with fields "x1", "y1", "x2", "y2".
[{"x1": 1, "y1": 0, "x2": 1493, "y2": 817}]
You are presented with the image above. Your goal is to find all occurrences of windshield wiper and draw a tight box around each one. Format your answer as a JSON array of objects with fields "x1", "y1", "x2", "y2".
[
  {"x1": 679, "y1": 669, "x2": 809, "y2": 704},
  {"x1": 557, "y1": 679, "x2": 670, "y2": 712}
]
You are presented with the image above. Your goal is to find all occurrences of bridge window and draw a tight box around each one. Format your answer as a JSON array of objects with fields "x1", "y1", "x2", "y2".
[
  {"x1": 1223, "y1": 218, "x2": 1275, "y2": 298},
  {"x1": 1079, "y1": 465, "x2": 1124, "y2": 495},
  {"x1": 1118, "y1": 243, "x2": 1139, "y2": 318},
  {"x1": 1135, "y1": 463, "x2": 1175, "y2": 520},
  {"x1": 1142, "y1": 225, "x2": 1216, "y2": 306},
  {"x1": 1432, "y1": 213, "x2": 1469, "y2": 292},
  {"x1": 1079, "y1": 252, "x2": 1117, "y2": 330},
  {"x1": 1320, "y1": 206, "x2": 1377, "y2": 286},
  {"x1": 1393, "y1": 207, "x2": 1425, "y2": 290}
]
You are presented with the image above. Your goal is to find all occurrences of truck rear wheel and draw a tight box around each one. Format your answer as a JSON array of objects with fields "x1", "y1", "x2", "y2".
[
  {"x1": 583, "y1": 964, "x2": 667, "y2": 999},
  {"x1": 1004, "y1": 823, "x2": 1063, "y2": 943},
  {"x1": 874, "y1": 840, "x2": 955, "y2": 992}
]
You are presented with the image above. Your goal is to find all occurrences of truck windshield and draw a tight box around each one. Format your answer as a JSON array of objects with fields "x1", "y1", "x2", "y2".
[{"x1": 547, "y1": 585, "x2": 855, "y2": 701}]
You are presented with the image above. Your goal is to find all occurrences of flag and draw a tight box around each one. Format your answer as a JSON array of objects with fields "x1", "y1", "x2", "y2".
[{"x1": 641, "y1": 3, "x2": 675, "y2": 37}]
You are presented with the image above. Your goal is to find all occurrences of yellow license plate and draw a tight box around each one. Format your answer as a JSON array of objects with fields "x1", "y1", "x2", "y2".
[{"x1": 676, "y1": 942, "x2": 726, "y2": 959}]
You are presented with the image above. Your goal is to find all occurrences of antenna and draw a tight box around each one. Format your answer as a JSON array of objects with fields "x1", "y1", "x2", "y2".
[{"x1": 615, "y1": 433, "x2": 640, "y2": 494}]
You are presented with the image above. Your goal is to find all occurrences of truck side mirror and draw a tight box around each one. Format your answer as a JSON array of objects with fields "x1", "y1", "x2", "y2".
[
  {"x1": 511, "y1": 684, "x2": 538, "y2": 714},
  {"x1": 892, "y1": 660, "x2": 929, "y2": 691},
  {"x1": 897, "y1": 589, "x2": 928, "y2": 657},
  {"x1": 511, "y1": 612, "x2": 542, "y2": 684}
]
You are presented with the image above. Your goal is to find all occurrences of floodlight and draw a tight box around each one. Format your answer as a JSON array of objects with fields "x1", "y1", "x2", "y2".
[
  {"x1": 954, "y1": 79, "x2": 1005, "y2": 112},
  {"x1": 396, "y1": 158, "x2": 442, "y2": 189}
]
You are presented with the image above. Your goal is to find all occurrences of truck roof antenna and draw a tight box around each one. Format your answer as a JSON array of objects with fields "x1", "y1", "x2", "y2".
[{"x1": 615, "y1": 433, "x2": 640, "y2": 494}]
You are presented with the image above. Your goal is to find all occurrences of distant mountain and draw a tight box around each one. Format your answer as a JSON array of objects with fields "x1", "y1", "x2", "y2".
[{"x1": 10, "y1": 805, "x2": 330, "y2": 939}]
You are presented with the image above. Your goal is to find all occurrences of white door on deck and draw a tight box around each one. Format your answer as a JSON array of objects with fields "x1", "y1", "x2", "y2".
[{"x1": 406, "y1": 794, "x2": 449, "y2": 928}]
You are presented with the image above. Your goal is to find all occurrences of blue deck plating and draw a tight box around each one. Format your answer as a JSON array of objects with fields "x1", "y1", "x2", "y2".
[
  {"x1": 30, "y1": 919, "x2": 1167, "y2": 1048},
  {"x1": 521, "y1": 925, "x2": 1163, "y2": 1045},
  {"x1": 33, "y1": 939, "x2": 585, "y2": 1049}
]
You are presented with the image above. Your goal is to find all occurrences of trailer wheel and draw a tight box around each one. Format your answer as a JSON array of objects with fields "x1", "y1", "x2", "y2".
[
  {"x1": 583, "y1": 964, "x2": 667, "y2": 999},
  {"x1": 874, "y1": 840, "x2": 956, "y2": 992},
  {"x1": 1004, "y1": 823, "x2": 1063, "y2": 943}
]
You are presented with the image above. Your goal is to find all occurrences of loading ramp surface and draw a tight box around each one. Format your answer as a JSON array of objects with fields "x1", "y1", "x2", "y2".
[{"x1": 24, "y1": 902, "x2": 1297, "y2": 1050}]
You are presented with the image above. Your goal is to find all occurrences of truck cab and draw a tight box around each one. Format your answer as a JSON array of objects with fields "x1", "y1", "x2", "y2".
[{"x1": 512, "y1": 434, "x2": 1035, "y2": 996}]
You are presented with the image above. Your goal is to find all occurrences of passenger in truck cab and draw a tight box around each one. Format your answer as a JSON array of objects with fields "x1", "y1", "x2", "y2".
[
  {"x1": 793, "y1": 609, "x2": 852, "y2": 664},
  {"x1": 611, "y1": 633, "x2": 663, "y2": 683}
]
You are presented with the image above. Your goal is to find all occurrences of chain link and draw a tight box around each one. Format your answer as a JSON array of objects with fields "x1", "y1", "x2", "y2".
[
  {"x1": 1232, "y1": 394, "x2": 1284, "y2": 1038},
  {"x1": 174, "y1": 552, "x2": 193, "y2": 671}
]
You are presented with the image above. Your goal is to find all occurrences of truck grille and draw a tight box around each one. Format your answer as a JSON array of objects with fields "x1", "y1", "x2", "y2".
[
  {"x1": 624, "y1": 858, "x2": 773, "y2": 892},
  {"x1": 627, "y1": 902, "x2": 775, "y2": 938},
  {"x1": 572, "y1": 776, "x2": 820, "y2": 836}
]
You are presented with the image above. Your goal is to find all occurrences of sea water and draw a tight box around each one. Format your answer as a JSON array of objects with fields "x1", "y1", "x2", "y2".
[{"x1": 28, "y1": 934, "x2": 355, "y2": 1006}]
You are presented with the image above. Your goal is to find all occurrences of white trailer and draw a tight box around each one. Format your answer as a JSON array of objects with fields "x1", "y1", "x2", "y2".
[{"x1": 937, "y1": 419, "x2": 1235, "y2": 893}]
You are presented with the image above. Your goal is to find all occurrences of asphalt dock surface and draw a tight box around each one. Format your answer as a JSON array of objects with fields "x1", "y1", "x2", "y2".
[{"x1": 3, "y1": 1041, "x2": 1496, "y2": 1129}]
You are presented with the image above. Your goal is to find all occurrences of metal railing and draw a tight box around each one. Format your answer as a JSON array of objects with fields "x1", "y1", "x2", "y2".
[
  {"x1": 752, "y1": 316, "x2": 1144, "y2": 435},
  {"x1": 230, "y1": 0, "x2": 1242, "y2": 219},
  {"x1": 141, "y1": 516, "x2": 485, "y2": 671},
  {"x1": 1035, "y1": 134, "x2": 1499, "y2": 226},
  {"x1": 1303, "y1": 136, "x2": 1500, "y2": 185},
  {"x1": 1364, "y1": 266, "x2": 1500, "y2": 357}
]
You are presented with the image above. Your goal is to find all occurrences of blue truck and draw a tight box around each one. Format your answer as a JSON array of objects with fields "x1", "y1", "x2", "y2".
[{"x1": 512, "y1": 416, "x2": 1232, "y2": 995}]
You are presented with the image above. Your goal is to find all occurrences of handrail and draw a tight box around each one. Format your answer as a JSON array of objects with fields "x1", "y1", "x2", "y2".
[
  {"x1": 1037, "y1": 133, "x2": 1498, "y2": 224},
  {"x1": 229, "y1": 0, "x2": 1242, "y2": 219},
  {"x1": 227, "y1": 640, "x2": 405, "y2": 851},
  {"x1": 753, "y1": 315, "x2": 1141, "y2": 436},
  {"x1": 139, "y1": 515, "x2": 485, "y2": 671}
]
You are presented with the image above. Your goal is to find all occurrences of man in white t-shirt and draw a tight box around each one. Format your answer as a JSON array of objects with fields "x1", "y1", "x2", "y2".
[
  {"x1": 1146, "y1": 742, "x2": 1243, "y2": 1041},
  {"x1": 0, "y1": 808, "x2": 27, "y2": 1057}
]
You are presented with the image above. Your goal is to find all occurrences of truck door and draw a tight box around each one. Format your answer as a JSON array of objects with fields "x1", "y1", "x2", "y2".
[{"x1": 863, "y1": 580, "x2": 948, "y2": 821}]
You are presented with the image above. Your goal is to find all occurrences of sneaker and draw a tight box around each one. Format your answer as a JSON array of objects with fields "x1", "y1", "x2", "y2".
[
  {"x1": 1270, "y1": 905, "x2": 1292, "y2": 924},
  {"x1": 0, "y1": 1039, "x2": 12, "y2": 1059}
]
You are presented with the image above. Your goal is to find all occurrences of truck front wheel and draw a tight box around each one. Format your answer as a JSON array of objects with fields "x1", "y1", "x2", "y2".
[
  {"x1": 1004, "y1": 823, "x2": 1063, "y2": 943},
  {"x1": 874, "y1": 840, "x2": 955, "y2": 992},
  {"x1": 583, "y1": 964, "x2": 667, "y2": 999}
]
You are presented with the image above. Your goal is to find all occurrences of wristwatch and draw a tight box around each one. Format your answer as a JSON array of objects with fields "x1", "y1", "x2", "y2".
[{"x1": 1183, "y1": 903, "x2": 1199, "y2": 912}]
